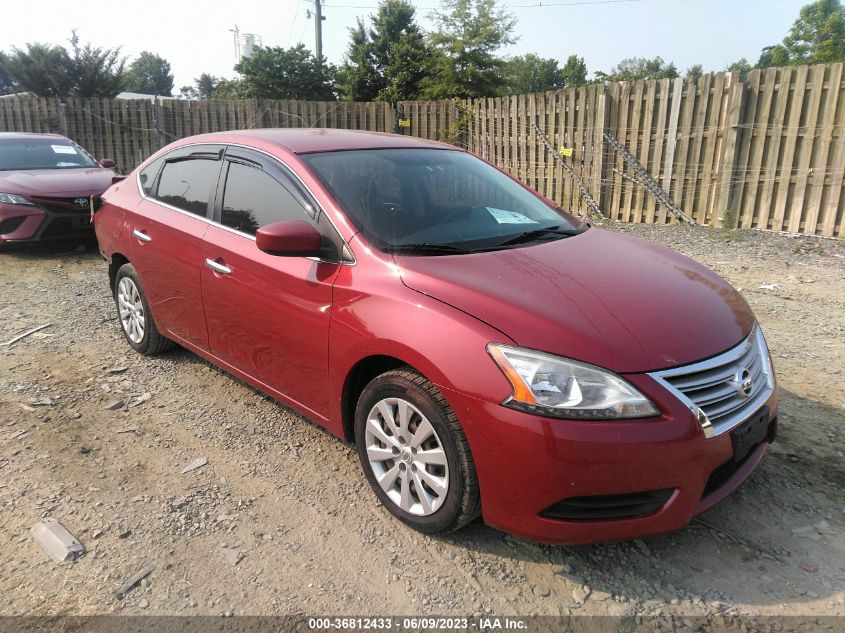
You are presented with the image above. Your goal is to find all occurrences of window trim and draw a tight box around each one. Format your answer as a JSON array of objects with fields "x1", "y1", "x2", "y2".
[{"x1": 135, "y1": 142, "x2": 354, "y2": 265}]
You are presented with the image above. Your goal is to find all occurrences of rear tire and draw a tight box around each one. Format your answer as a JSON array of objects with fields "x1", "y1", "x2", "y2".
[
  {"x1": 113, "y1": 263, "x2": 175, "y2": 355},
  {"x1": 355, "y1": 368, "x2": 481, "y2": 534}
]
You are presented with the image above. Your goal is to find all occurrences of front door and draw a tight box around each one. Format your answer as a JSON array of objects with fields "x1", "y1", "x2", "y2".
[{"x1": 200, "y1": 147, "x2": 343, "y2": 419}]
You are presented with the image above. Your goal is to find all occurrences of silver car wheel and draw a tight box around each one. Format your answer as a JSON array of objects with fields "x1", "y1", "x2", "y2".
[
  {"x1": 117, "y1": 276, "x2": 145, "y2": 344},
  {"x1": 365, "y1": 397, "x2": 449, "y2": 516}
]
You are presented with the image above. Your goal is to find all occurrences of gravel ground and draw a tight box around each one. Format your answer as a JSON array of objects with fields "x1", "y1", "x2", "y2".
[{"x1": 0, "y1": 223, "x2": 843, "y2": 618}]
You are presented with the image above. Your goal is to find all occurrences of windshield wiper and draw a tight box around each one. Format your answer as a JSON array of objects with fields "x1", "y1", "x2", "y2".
[
  {"x1": 381, "y1": 242, "x2": 471, "y2": 255},
  {"x1": 495, "y1": 225, "x2": 579, "y2": 247}
]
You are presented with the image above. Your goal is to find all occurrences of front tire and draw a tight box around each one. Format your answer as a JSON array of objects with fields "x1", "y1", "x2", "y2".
[
  {"x1": 355, "y1": 368, "x2": 481, "y2": 534},
  {"x1": 113, "y1": 263, "x2": 174, "y2": 355}
]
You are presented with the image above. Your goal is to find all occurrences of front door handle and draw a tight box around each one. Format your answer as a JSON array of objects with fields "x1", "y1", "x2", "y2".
[
  {"x1": 132, "y1": 229, "x2": 151, "y2": 243},
  {"x1": 205, "y1": 258, "x2": 232, "y2": 275}
]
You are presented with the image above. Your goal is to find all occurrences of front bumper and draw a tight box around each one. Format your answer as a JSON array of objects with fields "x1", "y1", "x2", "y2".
[
  {"x1": 442, "y1": 372, "x2": 777, "y2": 544},
  {"x1": 0, "y1": 201, "x2": 94, "y2": 244}
]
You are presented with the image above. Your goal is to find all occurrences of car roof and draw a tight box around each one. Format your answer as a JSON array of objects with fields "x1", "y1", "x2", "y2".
[
  {"x1": 177, "y1": 128, "x2": 457, "y2": 154},
  {"x1": 0, "y1": 132, "x2": 71, "y2": 141}
]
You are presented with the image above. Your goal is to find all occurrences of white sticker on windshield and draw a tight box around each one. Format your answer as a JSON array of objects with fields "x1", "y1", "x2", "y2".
[
  {"x1": 486, "y1": 207, "x2": 538, "y2": 224},
  {"x1": 51, "y1": 145, "x2": 77, "y2": 155}
]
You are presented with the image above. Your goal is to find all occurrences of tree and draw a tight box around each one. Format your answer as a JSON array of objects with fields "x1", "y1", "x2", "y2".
[
  {"x1": 421, "y1": 0, "x2": 517, "y2": 99},
  {"x1": 686, "y1": 64, "x2": 703, "y2": 81},
  {"x1": 596, "y1": 56, "x2": 678, "y2": 83},
  {"x1": 338, "y1": 20, "x2": 381, "y2": 101},
  {"x1": 125, "y1": 51, "x2": 174, "y2": 96},
  {"x1": 0, "y1": 52, "x2": 19, "y2": 95},
  {"x1": 727, "y1": 58, "x2": 753, "y2": 81},
  {"x1": 234, "y1": 44, "x2": 337, "y2": 100},
  {"x1": 782, "y1": 0, "x2": 845, "y2": 63},
  {"x1": 3, "y1": 43, "x2": 74, "y2": 97},
  {"x1": 560, "y1": 55, "x2": 588, "y2": 87},
  {"x1": 338, "y1": 0, "x2": 431, "y2": 101},
  {"x1": 66, "y1": 31, "x2": 126, "y2": 97},
  {"x1": 501, "y1": 54, "x2": 564, "y2": 94},
  {"x1": 179, "y1": 73, "x2": 224, "y2": 100},
  {"x1": 757, "y1": 45, "x2": 791, "y2": 68},
  {"x1": 370, "y1": 0, "x2": 431, "y2": 101}
]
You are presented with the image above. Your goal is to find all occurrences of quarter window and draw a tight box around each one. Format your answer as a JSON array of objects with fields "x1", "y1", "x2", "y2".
[
  {"x1": 155, "y1": 158, "x2": 219, "y2": 216},
  {"x1": 221, "y1": 161, "x2": 313, "y2": 235}
]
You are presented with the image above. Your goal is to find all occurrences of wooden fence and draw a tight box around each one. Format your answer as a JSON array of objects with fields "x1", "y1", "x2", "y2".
[{"x1": 1, "y1": 63, "x2": 843, "y2": 237}]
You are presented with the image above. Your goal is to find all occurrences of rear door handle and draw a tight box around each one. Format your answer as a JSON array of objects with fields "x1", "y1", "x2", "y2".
[
  {"x1": 205, "y1": 258, "x2": 232, "y2": 275},
  {"x1": 132, "y1": 229, "x2": 151, "y2": 243}
]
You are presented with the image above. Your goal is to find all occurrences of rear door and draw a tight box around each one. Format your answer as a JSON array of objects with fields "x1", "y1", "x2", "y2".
[
  {"x1": 200, "y1": 146, "x2": 345, "y2": 418},
  {"x1": 129, "y1": 145, "x2": 223, "y2": 351}
]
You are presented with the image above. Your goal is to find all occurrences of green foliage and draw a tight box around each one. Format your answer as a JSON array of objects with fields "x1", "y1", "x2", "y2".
[
  {"x1": 0, "y1": 52, "x2": 19, "y2": 95},
  {"x1": 726, "y1": 58, "x2": 753, "y2": 81},
  {"x1": 338, "y1": 20, "x2": 381, "y2": 101},
  {"x1": 1, "y1": 31, "x2": 125, "y2": 97},
  {"x1": 338, "y1": 0, "x2": 431, "y2": 102},
  {"x1": 179, "y1": 73, "x2": 227, "y2": 100},
  {"x1": 560, "y1": 55, "x2": 588, "y2": 88},
  {"x1": 686, "y1": 64, "x2": 703, "y2": 81},
  {"x1": 234, "y1": 44, "x2": 337, "y2": 100},
  {"x1": 125, "y1": 51, "x2": 174, "y2": 96},
  {"x1": 501, "y1": 54, "x2": 565, "y2": 95},
  {"x1": 66, "y1": 31, "x2": 126, "y2": 97},
  {"x1": 3, "y1": 43, "x2": 74, "y2": 97},
  {"x1": 421, "y1": 0, "x2": 517, "y2": 99},
  {"x1": 759, "y1": 0, "x2": 845, "y2": 65},
  {"x1": 596, "y1": 56, "x2": 679, "y2": 83}
]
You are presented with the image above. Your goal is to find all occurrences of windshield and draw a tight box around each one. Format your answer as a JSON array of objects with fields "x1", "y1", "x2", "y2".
[
  {"x1": 300, "y1": 149, "x2": 582, "y2": 253},
  {"x1": 0, "y1": 137, "x2": 98, "y2": 171}
]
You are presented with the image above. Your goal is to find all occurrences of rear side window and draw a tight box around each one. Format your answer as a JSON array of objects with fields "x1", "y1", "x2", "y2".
[
  {"x1": 220, "y1": 161, "x2": 312, "y2": 235},
  {"x1": 138, "y1": 157, "x2": 164, "y2": 196},
  {"x1": 155, "y1": 158, "x2": 219, "y2": 217}
]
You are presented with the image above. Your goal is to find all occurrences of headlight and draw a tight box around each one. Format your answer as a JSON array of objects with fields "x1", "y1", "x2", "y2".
[
  {"x1": 487, "y1": 344, "x2": 660, "y2": 420},
  {"x1": 0, "y1": 193, "x2": 35, "y2": 206}
]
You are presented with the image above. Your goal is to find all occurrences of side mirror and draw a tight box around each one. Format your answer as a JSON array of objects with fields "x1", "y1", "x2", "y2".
[
  {"x1": 256, "y1": 220, "x2": 323, "y2": 257},
  {"x1": 100, "y1": 159, "x2": 116, "y2": 169}
]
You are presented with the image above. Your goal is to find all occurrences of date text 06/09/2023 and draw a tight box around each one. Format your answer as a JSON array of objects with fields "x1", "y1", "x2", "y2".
[{"x1": 307, "y1": 617, "x2": 529, "y2": 630}]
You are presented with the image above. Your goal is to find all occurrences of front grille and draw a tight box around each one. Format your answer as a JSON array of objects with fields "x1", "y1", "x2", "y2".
[
  {"x1": 0, "y1": 216, "x2": 25, "y2": 234},
  {"x1": 541, "y1": 489, "x2": 674, "y2": 521},
  {"x1": 649, "y1": 325, "x2": 775, "y2": 436},
  {"x1": 29, "y1": 195, "x2": 102, "y2": 215}
]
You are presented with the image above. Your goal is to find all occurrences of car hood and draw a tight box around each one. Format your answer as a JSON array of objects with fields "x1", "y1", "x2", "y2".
[
  {"x1": 0, "y1": 168, "x2": 114, "y2": 196},
  {"x1": 395, "y1": 228, "x2": 755, "y2": 373}
]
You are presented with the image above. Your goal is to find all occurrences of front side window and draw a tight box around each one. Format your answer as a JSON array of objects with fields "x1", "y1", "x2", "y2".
[
  {"x1": 220, "y1": 161, "x2": 312, "y2": 235},
  {"x1": 155, "y1": 158, "x2": 219, "y2": 216},
  {"x1": 300, "y1": 149, "x2": 583, "y2": 254},
  {"x1": 0, "y1": 137, "x2": 98, "y2": 171}
]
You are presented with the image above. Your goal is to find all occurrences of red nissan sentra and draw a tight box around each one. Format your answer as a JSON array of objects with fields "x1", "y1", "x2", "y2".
[
  {"x1": 0, "y1": 133, "x2": 115, "y2": 246},
  {"x1": 94, "y1": 129, "x2": 777, "y2": 544}
]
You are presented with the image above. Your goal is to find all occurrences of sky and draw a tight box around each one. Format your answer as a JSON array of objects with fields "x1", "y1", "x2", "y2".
[{"x1": 0, "y1": 0, "x2": 809, "y2": 92}]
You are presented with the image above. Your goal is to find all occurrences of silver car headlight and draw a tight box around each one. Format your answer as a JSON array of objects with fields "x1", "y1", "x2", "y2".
[
  {"x1": 0, "y1": 193, "x2": 35, "y2": 206},
  {"x1": 487, "y1": 344, "x2": 660, "y2": 420}
]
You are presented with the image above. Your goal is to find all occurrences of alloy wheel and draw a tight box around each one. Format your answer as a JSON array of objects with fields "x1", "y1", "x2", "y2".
[
  {"x1": 364, "y1": 397, "x2": 449, "y2": 516},
  {"x1": 117, "y1": 276, "x2": 145, "y2": 344}
]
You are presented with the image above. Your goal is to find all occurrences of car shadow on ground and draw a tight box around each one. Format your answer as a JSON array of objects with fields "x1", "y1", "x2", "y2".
[
  {"x1": 0, "y1": 238, "x2": 101, "y2": 260},
  {"x1": 434, "y1": 387, "x2": 844, "y2": 609},
  {"x1": 93, "y1": 326, "x2": 844, "y2": 612}
]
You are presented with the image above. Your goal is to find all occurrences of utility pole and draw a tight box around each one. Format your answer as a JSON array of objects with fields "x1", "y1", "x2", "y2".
[{"x1": 313, "y1": 0, "x2": 324, "y2": 59}]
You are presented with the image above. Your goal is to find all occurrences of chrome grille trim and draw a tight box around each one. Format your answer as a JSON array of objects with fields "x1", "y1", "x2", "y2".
[{"x1": 648, "y1": 325, "x2": 775, "y2": 438}]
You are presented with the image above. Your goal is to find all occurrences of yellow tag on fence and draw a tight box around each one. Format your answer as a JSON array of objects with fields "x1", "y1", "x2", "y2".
[
  {"x1": 398, "y1": 119, "x2": 411, "y2": 128},
  {"x1": 559, "y1": 147, "x2": 573, "y2": 157}
]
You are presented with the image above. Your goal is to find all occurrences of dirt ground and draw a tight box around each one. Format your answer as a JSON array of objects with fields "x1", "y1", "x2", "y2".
[{"x1": 1, "y1": 223, "x2": 843, "y2": 618}]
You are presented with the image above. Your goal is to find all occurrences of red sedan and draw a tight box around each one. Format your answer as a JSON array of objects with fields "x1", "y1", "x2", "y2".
[
  {"x1": 0, "y1": 133, "x2": 115, "y2": 246},
  {"x1": 94, "y1": 129, "x2": 777, "y2": 544}
]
